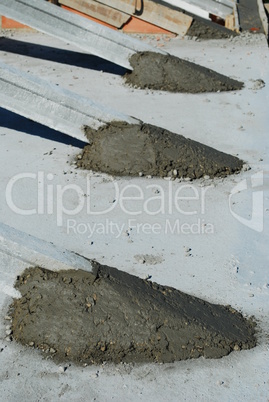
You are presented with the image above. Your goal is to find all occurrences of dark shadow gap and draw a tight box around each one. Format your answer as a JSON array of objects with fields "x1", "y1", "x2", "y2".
[
  {"x1": 0, "y1": 107, "x2": 87, "y2": 148},
  {"x1": 0, "y1": 37, "x2": 127, "y2": 75}
]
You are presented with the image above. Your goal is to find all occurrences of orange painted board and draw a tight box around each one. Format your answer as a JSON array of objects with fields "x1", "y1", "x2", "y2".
[
  {"x1": 61, "y1": 5, "x2": 172, "y2": 34},
  {"x1": 96, "y1": 0, "x2": 192, "y2": 35},
  {"x1": 122, "y1": 16, "x2": 172, "y2": 34},
  {"x1": 59, "y1": 0, "x2": 130, "y2": 28},
  {"x1": 61, "y1": 1, "x2": 191, "y2": 35},
  {"x1": 61, "y1": 5, "x2": 118, "y2": 29},
  {"x1": 1, "y1": 16, "x2": 31, "y2": 29},
  {"x1": 133, "y1": 1, "x2": 193, "y2": 35},
  {"x1": 1, "y1": 4, "x2": 175, "y2": 34}
]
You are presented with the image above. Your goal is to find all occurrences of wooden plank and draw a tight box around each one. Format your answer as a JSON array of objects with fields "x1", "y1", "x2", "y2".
[
  {"x1": 95, "y1": 0, "x2": 136, "y2": 15},
  {"x1": 61, "y1": 5, "x2": 118, "y2": 30},
  {"x1": 133, "y1": 1, "x2": 193, "y2": 35},
  {"x1": 225, "y1": 4, "x2": 240, "y2": 32},
  {"x1": 225, "y1": 13, "x2": 235, "y2": 30},
  {"x1": 96, "y1": 0, "x2": 192, "y2": 35},
  {"x1": 59, "y1": 0, "x2": 130, "y2": 28},
  {"x1": 122, "y1": 15, "x2": 173, "y2": 33}
]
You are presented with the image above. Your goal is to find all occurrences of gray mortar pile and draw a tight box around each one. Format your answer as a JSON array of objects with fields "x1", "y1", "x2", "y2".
[
  {"x1": 77, "y1": 122, "x2": 243, "y2": 179},
  {"x1": 124, "y1": 51, "x2": 243, "y2": 92},
  {"x1": 9, "y1": 264, "x2": 256, "y2": 365}
]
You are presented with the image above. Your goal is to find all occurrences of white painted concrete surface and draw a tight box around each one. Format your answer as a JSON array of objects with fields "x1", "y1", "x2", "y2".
[{"x1": 0, "y1": 30, "x2": 268, "y2": 401}]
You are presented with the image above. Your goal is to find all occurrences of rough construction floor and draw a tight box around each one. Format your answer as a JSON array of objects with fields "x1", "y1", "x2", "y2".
[{"x1": 0, "y1": 23, "x2": 268, "y2": 401}]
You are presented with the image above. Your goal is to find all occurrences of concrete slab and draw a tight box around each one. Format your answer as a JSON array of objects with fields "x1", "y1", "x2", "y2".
[{"x1": 0, "y1": 30, "x2": 268, "y2": 401}]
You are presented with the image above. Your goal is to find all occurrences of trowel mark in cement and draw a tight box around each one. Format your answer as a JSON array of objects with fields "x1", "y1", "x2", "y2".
[
  {"x1": 10, "y1": 264, "x2": 256, "y2": 365},
  {"x1": 124, "y1": 52, "x2": 244, "y2": 93},
  {"x1": 77, "y1": 122, "x2": 243, "y2": 179}
]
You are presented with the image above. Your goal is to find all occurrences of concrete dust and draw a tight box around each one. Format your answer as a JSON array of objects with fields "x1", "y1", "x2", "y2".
[
  {"x1": 77, "y1": 121, "x2": 243, "y2": 179},
  {"x1": 134, "y1": 254, "x2": 164, "y2": 265},
  {"x1": 124, "y1": 51, "x2": 243, "y2": 92},
  {"x1": 10, "y1": 264, "x2": 256, "y2": 365}
]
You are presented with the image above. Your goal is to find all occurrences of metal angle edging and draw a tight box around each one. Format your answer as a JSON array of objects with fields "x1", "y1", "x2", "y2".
[
  {"x1": 0, "y1": 222, "x2": 94, "y2": 273},
  {"x1": 0, "y1": 61, "x2": 139, "y2": 142},
  {"x1": 0, "y1": 0, "x2": 165, "y2": 69}
]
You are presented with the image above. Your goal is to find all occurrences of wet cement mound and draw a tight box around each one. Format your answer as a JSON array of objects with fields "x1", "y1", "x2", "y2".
[
  {"x1": 10, "y1": 264, "x2": 256, "y2": 365},
  {"x1": 187, "y1": 19, "x2": 237, "y2": 39},
  {"x1": 124, "y1": 52, "x2": 243, "y2": 92},
  {"x1": 77, "y1": 122, "x2": 243, "y2": 179}
]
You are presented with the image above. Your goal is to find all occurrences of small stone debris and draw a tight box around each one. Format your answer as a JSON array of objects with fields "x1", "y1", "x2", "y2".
[{"x1": 184, "y1": 247, "x2": 193, "y2": 257}]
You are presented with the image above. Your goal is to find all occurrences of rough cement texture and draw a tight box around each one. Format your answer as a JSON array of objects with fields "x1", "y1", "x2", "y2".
[
  {"x1": 77, "y1": 122, "x2": 243, "y2": 179},
  {"x1": 124, "y1": 52, "x2": 243, "y2": 92},
  {"x1": 9, "y1": 264, "x2": 256, "y2": 365},
  {"x1": 187, "y1": 19, "x2": 236, "y2": 39}
]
